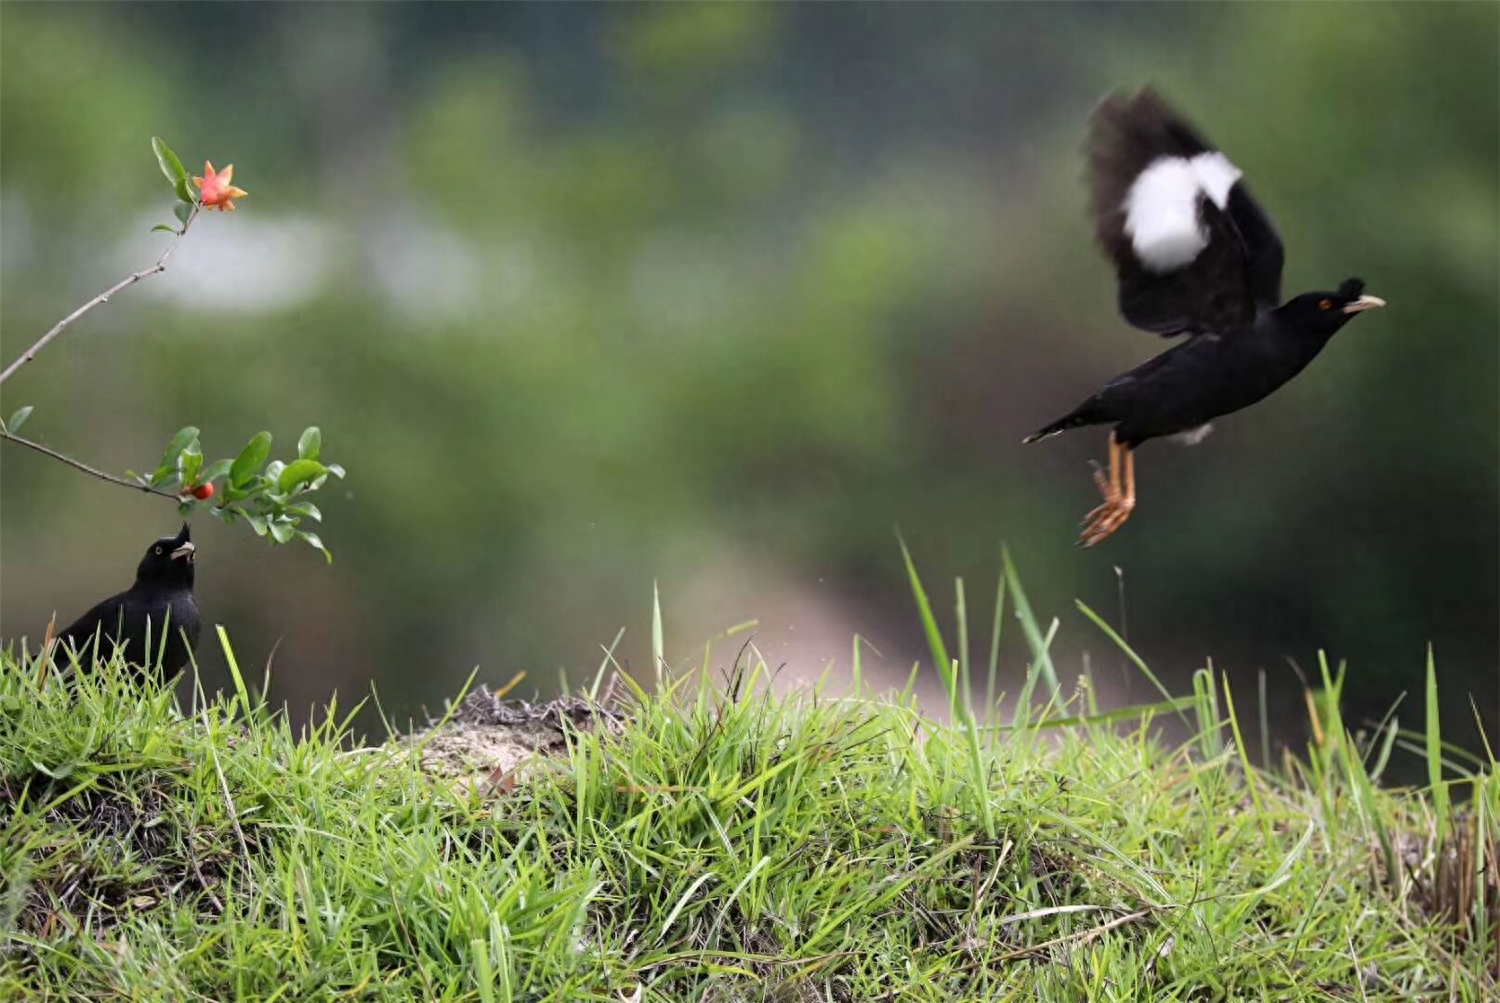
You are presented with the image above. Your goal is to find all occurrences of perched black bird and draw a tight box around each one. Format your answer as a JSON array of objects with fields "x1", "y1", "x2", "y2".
[
  {"x1": 54, "y1": 523, "x2": 201, "y2": 679},
  {"x1": 1024, "y1": 89, "x2": 1385, "y2": 546}
]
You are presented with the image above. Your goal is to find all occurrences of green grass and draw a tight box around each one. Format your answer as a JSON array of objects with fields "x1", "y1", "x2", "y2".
[{"x1": 2, "y1": 560, "x2": 1496, "y2": 1001}]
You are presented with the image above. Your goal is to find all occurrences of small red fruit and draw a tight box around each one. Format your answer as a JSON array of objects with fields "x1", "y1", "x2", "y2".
[{"x1": 190, "y1": 482, "x2": 215, "y2": 500}]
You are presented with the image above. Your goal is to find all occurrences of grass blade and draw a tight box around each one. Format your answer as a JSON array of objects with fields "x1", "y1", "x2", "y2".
[
  {"x1": 986, "y1": 563, "x2": 1008, "y2": 713},
  {"x1": 215, "y1": 625, "x2": 253, "y2": 722},
  {"x1": 1426, "y1": 645, "x2": 1449, "y2": 845},
  {"x1": 652, "y1": 580, "x2": 666, "y2": 687},
  {"x1": 897, "y1": 533, "x2": 954, "y2": 714},
  {"x1": 956, "y1": 577, "x2": 972, "y2": 713},
  {"x1": 1075, "y1": 600, "x2": 1190, "y2": 729},
  {"x1": 1003, "y1": 547, "x2": 1059, "y2": 707}
]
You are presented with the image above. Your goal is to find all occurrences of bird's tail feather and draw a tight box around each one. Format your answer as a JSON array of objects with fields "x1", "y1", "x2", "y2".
[{"x1": 1022, "y1": 405, "x2": 1106, "y2": 444}]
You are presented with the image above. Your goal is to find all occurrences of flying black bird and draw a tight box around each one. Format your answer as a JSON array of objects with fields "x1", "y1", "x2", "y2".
[
  {"x1": 54, "y1": 523, "x2": 201, "y2": 679},
  {"x1": 1024, "y1": 88, "x2": 1385, "y2": 546}
]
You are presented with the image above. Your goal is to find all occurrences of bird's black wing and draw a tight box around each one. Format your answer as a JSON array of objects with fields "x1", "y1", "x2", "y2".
[
  {"x1": 55, "y1": 593, "x2": 130, "y2": 662},
  {"x1": 1087, "y1": 88, "x2": 1285, "y2": 336}
]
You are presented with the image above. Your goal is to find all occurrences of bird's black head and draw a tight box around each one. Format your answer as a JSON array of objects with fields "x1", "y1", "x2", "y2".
[
  {"x1": 1279, "y1": 278, "x2": 1386, "y2": 337},
  {"x1": 135, "y1": 523, "x2": 196, "y2": 589}
]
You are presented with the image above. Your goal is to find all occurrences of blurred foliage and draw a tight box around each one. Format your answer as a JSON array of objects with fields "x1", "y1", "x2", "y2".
[{"x1": 1, "y1": 2, "x2": 1495, "y2": 757}]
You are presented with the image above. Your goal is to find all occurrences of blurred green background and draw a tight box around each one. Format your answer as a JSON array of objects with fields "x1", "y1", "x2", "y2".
[{"x1": 2, "y1": 2, "x2": 1495, "y2": 755}]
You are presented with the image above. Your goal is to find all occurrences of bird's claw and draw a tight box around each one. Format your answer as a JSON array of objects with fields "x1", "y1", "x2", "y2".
[
  {"x1": 1078, "y1": 496, "x2": 1134, "y2": 547},
  {"x1": 1080, "y1": 500, "x2": 1112, "y2": 526},
  {"x1": 1077, "y1": 469, "x2": 1135, "y2": 547}
]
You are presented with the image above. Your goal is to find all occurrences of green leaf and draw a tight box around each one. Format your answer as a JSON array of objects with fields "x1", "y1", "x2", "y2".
[
  {"x1": 177, "y1": 500, "x2": 193, "y2": 517},
  {"x1": 7, "y1": 406, "x2": 33, "y2": 433},
  {"x1": 324, "y1": 463, "x2": 346, "y2": 479},
  {"x1": 277, "y1": 458, "x2": 327, "y2": 495},
  {"x1": 198, "y1": 458, "x2": 233, "y2": 484},
  {"x1": 230, "y1": 432, "x2": 272, "y2": 488},
  {"x1": 151, "y1": 137, "x2": 189, "y2": 196},
  {"x1": 244, "y1": 511, "x2": 268, "y2": 537},
  {"x1": 179, "y1": 442, "x2": 203, "y2": 485},
  {"x1": 298, "y1": 531, "x2": 332, "y2": 563},
  {"x1": 151, "y1": 223, "x2": 177, "y2": 234},
  {"x1": 297, "y1": 426, "x2": 321, "y2": 461},
  {"x1": 288, "y1": 502, "x2": 322, "y2": 522},
  {"x1": 159, "y1": 426, "x2": 200, "y2": 470},
  {"x1": 269, "y1": 519, "x2": 295, "y2": 544},
  {"x1": 173, "y1": 201, "x2": 194, "y2": 226}
]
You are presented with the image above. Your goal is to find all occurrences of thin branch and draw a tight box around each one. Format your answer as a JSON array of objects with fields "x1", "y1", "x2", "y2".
[
  {"x1": 0, "y1": 204, "x2": 200, "y2": 386},
  {"x1": 184, "y1": 836, "x2": 226, "y2": 915},
  {"x1": 995, "y1": 908, "x2": 1151, "y2": 962},
  {"x1": 0, "y1": 429, "x2": 179, "y2": 500}
]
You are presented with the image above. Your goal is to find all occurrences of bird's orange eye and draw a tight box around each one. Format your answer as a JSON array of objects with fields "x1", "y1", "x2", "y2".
[
  {"x1": 154, "y1": 546, "x2": 163, "y2": 555},
  {"x1": 1318, "y1": 299, "x2": 1332, "y2": 310}
]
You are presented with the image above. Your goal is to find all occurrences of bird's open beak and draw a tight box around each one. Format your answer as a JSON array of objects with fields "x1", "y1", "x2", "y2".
[
  {"x1": 170, "y1": 541, "x2": 196, "y2": 562},
  {"x1": 1343, "y1": 294, "x2": 1386, "y2": 314}
]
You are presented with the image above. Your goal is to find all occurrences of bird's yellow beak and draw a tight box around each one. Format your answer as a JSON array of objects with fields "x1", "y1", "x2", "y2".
[
  {"x1": 1342, "y1": 294, "x2": 1386, "y2": 314},
  {"x1": 170, "y1": 541, "x2": 196, "y2": 562}
]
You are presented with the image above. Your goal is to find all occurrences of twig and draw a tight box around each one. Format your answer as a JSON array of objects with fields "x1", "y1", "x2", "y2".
[
  {"x1": 0, "y1": 204, "x2": 199, "y2": 385},
  {"x1": 184, "y1": 836, "x2": 226, "y2": 915},
  {"x1": 995, "y1": 907, "x2": 1151, "y2": 962},
  {"x1": 0, "y1": 429, "x2": 179, "y2": 500}
]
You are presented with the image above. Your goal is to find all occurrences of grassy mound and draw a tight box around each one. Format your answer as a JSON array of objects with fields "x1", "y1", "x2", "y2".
[{"x1": 2, "y1": 570, "x2": 1496, "y2": 1001}]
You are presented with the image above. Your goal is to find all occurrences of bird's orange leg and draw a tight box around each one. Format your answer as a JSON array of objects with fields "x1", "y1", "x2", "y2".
[
  {"x1": 1084, "y1": 434, "x2": 1122, "y2": 522},
  {"x1": 1079, "y1": 433, "x2": 1136, "y2": 547}
]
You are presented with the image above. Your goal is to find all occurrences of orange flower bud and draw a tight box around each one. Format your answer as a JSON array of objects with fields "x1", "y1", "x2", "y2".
[{"x1": 192, "y1": 161, "x2": 249, "y2": 212}]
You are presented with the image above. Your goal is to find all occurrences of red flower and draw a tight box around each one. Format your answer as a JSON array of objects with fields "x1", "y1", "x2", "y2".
[{"x1": 193, "y1": 162, "x2": 248, "y2": 212}]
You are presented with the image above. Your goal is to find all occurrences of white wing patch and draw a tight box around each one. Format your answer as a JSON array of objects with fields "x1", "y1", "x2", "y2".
[
  {"x1": 1123, "y1": 152, "x2": 1242, "y2": 273},
  {"x1": 1171, "y1": 423, "x2": 1215, "y2": 446},
  {"x1": 1192, "y1": 152, "x2": 1241, "y2": 208}
]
